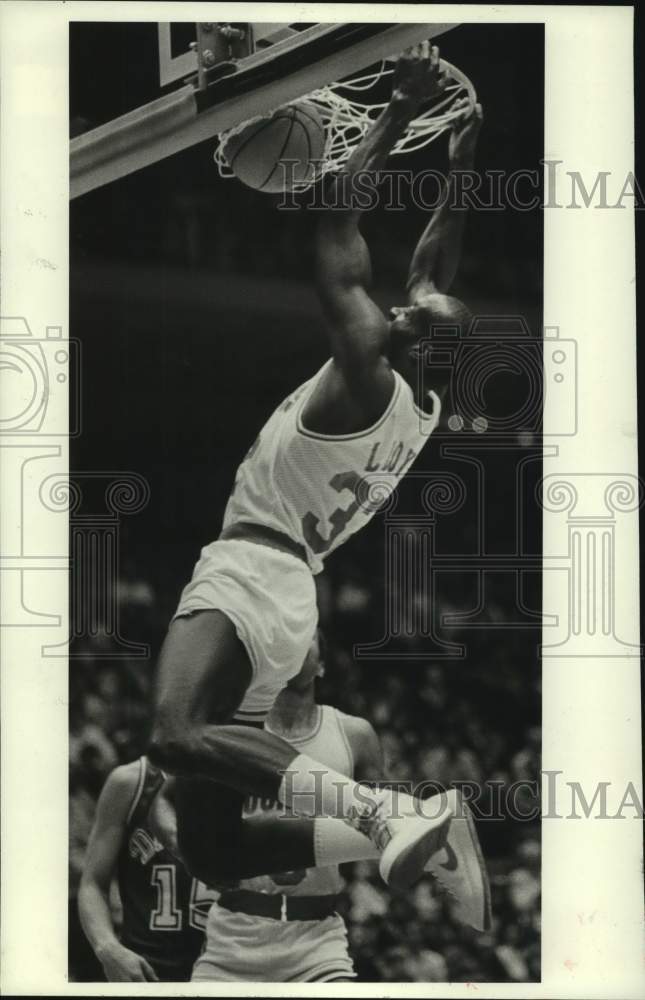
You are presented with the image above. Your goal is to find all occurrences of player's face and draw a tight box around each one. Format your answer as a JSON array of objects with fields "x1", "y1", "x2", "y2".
[
  {"x1": 388, "y1": 306, "x2": 426, "y2": 386},
  {"x1": 388, "y1": 296, "x2": 471, "y2": 392},
  {"x1": 392, "y1": 339, "x2": 423, "y2": 388},
  {"x1": 389, "y1": 305, "x2": 426, "y2": 339}
]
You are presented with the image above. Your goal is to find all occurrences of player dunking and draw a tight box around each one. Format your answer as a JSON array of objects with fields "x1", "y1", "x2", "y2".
[{"x1": 149, "y1": 42, "x2": 488, "y2": 924}]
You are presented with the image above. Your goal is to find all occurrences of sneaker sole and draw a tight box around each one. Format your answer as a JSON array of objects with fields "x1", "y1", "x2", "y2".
[
  {"x1": 380, "y1": 808, "x2": 452, "y2": 890},
  {"x1": 463, "y1": 800, "x2": 492, "y2": 931},
  {"x1": 426, "y1": 789, "x2": 492, "y2": 931}
]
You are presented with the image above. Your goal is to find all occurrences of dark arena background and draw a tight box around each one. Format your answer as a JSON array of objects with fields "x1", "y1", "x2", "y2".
[{"x1": 69, "y1": 22, "x2": 543, "y2": 983}]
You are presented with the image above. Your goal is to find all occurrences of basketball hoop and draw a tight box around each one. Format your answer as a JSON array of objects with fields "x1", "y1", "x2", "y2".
[{"x1": 213, "y1": 58, "x2": 476, "y2": 190}]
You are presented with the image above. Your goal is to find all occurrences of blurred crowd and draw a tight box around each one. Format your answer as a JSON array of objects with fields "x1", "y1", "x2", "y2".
[{"x1": 70, "y1": 542, "x2": 541, "y2": 984}]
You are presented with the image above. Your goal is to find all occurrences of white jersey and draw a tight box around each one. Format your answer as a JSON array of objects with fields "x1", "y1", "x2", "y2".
[
  {"x1": 223, "y1": 361, "x2": 441, "y2": 574},
  {"x1": 240, "y1": 704, "x2": 354, "y2": 896}
]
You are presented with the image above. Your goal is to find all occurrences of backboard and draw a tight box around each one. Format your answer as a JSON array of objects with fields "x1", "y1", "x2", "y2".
[{"x1": 70, "y1": 22, "x2": 459, "y2": 199}]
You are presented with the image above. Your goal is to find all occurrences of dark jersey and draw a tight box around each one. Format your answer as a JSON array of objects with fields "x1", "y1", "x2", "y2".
[{"x1": 116, "y1": 757, "x2": 216, "y2": 981}]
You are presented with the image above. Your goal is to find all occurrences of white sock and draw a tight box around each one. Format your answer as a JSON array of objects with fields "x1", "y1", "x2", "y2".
[
  {"x1": 277, "y1": 752, "x2": 377, "y2": 819},
  {"x1": 314, "y1": 817, "x2": 379, "y2": 866}
]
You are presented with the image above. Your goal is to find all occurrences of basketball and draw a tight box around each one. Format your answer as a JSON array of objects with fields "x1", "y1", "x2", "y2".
[{"x1": 222, "y1": 102, "x2": 326, "y2": 193}]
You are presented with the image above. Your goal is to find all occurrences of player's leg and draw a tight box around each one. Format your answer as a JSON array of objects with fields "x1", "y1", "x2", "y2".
[
  {"x1": 148, "y1": 608, "x2": 378, "y2": 879},
  {"x1": 150, "y1": 610, "x2": 298, "y2": 788},
  {"x1": 173, "y1": 778, "x2": 318, "y2": 884},
  {"x1": 150, "y1": 610, "x2": 319, "y2": 881},
  {"x1": 151, "y1": 612, "x2": 377, "y2": 812},
  {"x1": 149, "y1": 610, "x2": 455, "y2": 889},
  {"x1": 172, "y1": 783, "x2": 381, "y2": 884},
  {"x1": 151, "y1": 610, "x2": 411, "y2": 883},
  {"x1": 150, "y1": 609, "x2": 380, "y2": 812},
  {"x1": 151, "y1": 611, "x2": 379, "y2": 882}
]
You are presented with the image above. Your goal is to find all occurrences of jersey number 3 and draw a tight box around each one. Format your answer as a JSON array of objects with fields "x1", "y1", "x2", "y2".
[{"x1": 301, "y1": 471, "x2": 364, "y2": 555}]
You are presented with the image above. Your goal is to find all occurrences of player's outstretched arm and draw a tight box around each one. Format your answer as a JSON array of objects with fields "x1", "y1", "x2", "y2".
[
  {"x1": 78, "y1": 764, "x2": 159, "y2": 983},
  {"x1": 313, "y1": 44, "x2": 448, "y2": 422},
  {"x1": 407, "y1": 100, "x2": 483, "y2": 302}
]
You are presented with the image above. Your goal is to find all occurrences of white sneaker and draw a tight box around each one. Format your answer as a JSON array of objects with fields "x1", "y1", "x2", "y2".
[
  {"x1": 355, "y1": 788, "x2": 453, "y2": 891},
  {"x1": 423, "y1": 788, "x2": 492, "y2": 931}
]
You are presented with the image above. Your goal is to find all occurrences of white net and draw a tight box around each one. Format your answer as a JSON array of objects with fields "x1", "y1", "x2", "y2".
[{"x1": 213, "y1": 58, "x2": 476, "y2": 190}]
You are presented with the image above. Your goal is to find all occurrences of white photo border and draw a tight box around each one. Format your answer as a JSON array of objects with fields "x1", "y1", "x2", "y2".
[{"x1": 0, "y1": 2, "x2": 642, "y2": 997}]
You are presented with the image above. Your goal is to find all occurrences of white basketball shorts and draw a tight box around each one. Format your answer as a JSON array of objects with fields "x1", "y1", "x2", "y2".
[
  {"x1": 173, "y1": 539, "x2": 318, "y2": 723},
  {"x1": 191, "y1": 907, "x2": 356, "y2": 982}
]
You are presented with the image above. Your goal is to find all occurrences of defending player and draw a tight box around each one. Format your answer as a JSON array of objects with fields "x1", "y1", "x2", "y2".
[
  {"x1": 149, "y1": 42, "x2": 488, "y2": 924},
  {"x1": 191, "y1": 632, "x2": 380, "y2": 982},
  {"x1": 78, "y1": 757, "x2": 216, "y2": 981}
]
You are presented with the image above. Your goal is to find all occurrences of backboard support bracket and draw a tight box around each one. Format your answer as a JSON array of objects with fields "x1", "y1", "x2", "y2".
[{"x1": 189, "y1": 23, "x2": 253, "y2": 91}]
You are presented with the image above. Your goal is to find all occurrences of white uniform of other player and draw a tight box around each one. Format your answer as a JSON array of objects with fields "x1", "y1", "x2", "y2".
[
  {"x1": 175, "y1": 363, "x2": 440, "y2": 721},
  {"x1": 192, "y1": 704, "x2": 360, "y2": 982}
]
